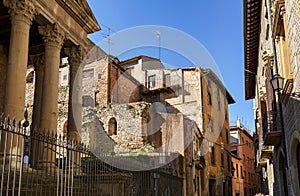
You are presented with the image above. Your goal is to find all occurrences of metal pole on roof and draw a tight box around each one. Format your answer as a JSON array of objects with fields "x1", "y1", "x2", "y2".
[{"x1": 156, "y1": 31, "x2": 161, "y2": 60}]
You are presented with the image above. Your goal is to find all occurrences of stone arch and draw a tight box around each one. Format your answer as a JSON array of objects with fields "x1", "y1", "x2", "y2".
[
  {"x1": 290, "y1": 132, "x2": 300, "y2": 195},
  {"x1": 26, "y1": 70, "x2": 34, "y2": 83},
  {"x1": 277, "y1": 147, "x2": 288, "y2": 195},
  {"x1": 108, "y1": 117, "x2": 117, "y2": 136}
]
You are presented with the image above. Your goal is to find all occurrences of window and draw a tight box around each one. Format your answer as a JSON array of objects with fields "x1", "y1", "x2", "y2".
[
  {"x1": 83, "y1": 68, "x2": 94, "y2": 78},
  {"x1": 63, "y1": 75, "x2": 67, "y2": 81},
  {"x1": 208, "y1": 90, "x2": 212, "y2": 105},
  {"x1": 108, "y1": 118, "x2": 117, "y2": 136},
  {"x1": 227, "y1": 154, "x2": 230, "y2": 172},
  {"x1": 217, "y1": 89, "x2": 221, "y2": 110},
  {"x1": 164, "y1": 73, "x2": 171, "y2": 87},
  {"x1": 243, "y1": 154, "x2": 245, "y2": 161},
  {"x1": 226, "y1": 129, "x2": 229, "y2": 144},
  {"x1": 148, "y1": 75, "x2": 156, "y2": 88},
  {"x1": 211, "y1": 146, "x2": 215, "y2": 165},
  {"x1": 98, "y1": 74, "x2": 102, "y2": 79},
  {"x1": 236, "y1": 164, "x2": 239, "y2": 178},
  {"x1": 207, "y1": 79, "x2": 212, "y2": 105},
  {"x1": 221, "y1": 153, "x2": 224, "y2": 167},
  {"x1": 126, "y1": 67, "x2": 133, "y2": 75},
  {"x1": 240, "y1": 166, "x2": 243, "y2": 178}
]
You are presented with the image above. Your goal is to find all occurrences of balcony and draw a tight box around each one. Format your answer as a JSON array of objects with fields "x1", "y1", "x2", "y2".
[
  {"x1": 260, "y1": 146, "x2": 273, "y2": 159},
  {"x1": 262, "y1": 111, "x2": 282, "y2": 146}
]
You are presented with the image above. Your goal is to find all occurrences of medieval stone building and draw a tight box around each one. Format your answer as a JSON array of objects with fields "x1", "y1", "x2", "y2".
[{"x1": 244, "y1": 0, "x2": 300, "y2": 195}]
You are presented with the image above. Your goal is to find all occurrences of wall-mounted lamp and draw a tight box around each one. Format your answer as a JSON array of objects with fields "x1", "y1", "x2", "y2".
[{"x1": 270, "y1": 74, "x2": 284, "y2": 92}]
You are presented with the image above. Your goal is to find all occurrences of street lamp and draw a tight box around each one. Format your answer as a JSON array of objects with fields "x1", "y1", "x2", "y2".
[{"x1": 270, "y1": 74, "x2": 284, "y2": 92}]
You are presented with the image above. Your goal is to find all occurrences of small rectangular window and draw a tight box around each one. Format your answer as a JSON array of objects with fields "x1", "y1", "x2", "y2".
[
  {"x1": 63, "y1": 75, "x2": 67, "y2": 81},
  {"x1": 83, "y1": 68, "x2": 94, "y2": 78},
  {"x1": 164, "y1": 73, "x2": 171, "y2": 87},
  {"x1": 148, "y1": 75, "x2": 156, "y2": 88},
  {"x1": 211, "y1": 146, "x2": 215, "y2": 165},
  {"x1": 98, "y1": 74, "x2": 102, "y2": 79},
  {"x1": 236, "y1": 164, "x2": 239, "y2": 178}
]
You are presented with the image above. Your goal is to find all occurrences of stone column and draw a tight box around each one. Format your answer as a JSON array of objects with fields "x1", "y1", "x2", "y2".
[
  {"x1": 38, "y1": 24, "x2": 65, "y2": 133},
  {"x1": 3, "y1": 0, "x2": 36, "y2": 120},
  {"x1": 1, "y1": 0, "x2": 36, "y2": 160},
  {"x1": 65, "y1": 46, "x2": 85, "y2": 142},
  {"x1": 65, "y1": 46, "x2": 85, "y2": 170},
  {"x1": 31, "y1": 54, "x2": 45, "y2": 130},
  {"x1": 29, "y1": 54, "x2": 44, "y2": 167}
]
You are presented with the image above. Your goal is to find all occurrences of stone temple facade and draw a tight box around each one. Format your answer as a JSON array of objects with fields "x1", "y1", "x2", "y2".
[{"x1": 0, "y1": 0, "x2": 100, "y2": 168}]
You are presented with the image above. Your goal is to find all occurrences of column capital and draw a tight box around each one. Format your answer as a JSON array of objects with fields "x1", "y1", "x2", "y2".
[
  {"x1": 29, "y1": 54, "x2": 45, "y2": 72},
  {"x1": 4, "y1": 0, "x2": 38, "y2": 25},
  {"x1": 65, "y1": 46, "x2": 86, "y2": 67},
  {"x1": 38, "y1": 24, "x2": 66, "y2": 49}
]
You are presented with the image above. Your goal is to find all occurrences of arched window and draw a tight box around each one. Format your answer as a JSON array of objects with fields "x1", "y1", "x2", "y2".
[
  {"x1": 108, "y1": 118, "x2": 117, "y2": 136},
  {"x1": 26, "y1": 71, "x2": 34, "y2": 83}
]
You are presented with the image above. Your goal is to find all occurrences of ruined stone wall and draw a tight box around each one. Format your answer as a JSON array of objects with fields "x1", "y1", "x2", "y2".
[{"x1": 95, "y1": 102, "x2": 150, "y2": 153}]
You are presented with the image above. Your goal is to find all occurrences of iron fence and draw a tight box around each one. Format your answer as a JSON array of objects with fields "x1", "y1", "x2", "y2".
[{"x1": 0, "y1": 112, "x2": 183, "y2": 196}]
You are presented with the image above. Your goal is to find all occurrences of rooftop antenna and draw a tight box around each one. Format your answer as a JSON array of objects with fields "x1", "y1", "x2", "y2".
[
  {"x1": 107, "y1": 27, "x2": 111, "y2": 63},
  {"x1": 156, "y1": 31, "x2": 161, "y2": 60}
]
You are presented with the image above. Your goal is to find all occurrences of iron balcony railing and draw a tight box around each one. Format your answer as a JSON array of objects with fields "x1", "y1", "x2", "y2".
[{"x1": 262, "y1": 111, "x2": 278, "y2": 139}]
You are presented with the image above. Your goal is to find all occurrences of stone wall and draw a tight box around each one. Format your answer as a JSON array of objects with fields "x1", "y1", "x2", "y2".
[
  {"x1": 281, "y1": 1, "x2": 300, "y2": 194},
  {"x1": 95, "y1": 102, "x2": 150, "y2": 153}
]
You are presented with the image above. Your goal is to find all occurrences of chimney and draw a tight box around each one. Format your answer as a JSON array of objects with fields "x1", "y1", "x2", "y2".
[{"x1": 237, "y1": 118, "x2": 241, "y2": 127}]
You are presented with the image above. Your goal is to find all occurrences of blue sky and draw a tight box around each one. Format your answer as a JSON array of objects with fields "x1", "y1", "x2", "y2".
[{"x1": 86, "y1": 0, "x2": 255, "y2": 131}]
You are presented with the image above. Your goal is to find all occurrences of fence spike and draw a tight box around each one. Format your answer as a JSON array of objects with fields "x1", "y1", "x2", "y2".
[
  {"x1": 7, "y1": 116, "x2": 10, "y2": 125},
  {"x1": 0, "y1": 112, "x2": 4, "y2": 121},
  {"x1": 24, "y1": 107, "x2": 28, "y2": 120}
]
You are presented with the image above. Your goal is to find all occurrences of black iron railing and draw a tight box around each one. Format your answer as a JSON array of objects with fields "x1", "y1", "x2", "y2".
[
  {"x1": 0, "y1": 113, "x2": 183, "y2": 195},
  {"x1": 262, "y1": 111, "x2": 278, "y2": 138}
]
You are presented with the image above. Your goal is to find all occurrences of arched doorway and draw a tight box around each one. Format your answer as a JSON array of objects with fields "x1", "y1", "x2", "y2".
[
  {"x1": 279, "y1": 151, "x2": 288, "y2": 195},
  {"x1": 108, "y1": 118, "x2": 117, "y2": 136}
]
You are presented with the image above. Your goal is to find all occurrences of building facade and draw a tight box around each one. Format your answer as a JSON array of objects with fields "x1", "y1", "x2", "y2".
[
  {"x1": 230, "y1": 120, "x2": 260, "y2": 196},
  {"x1": 244, "y1": 0, "x2": 300, "y2": 195},
  {"x1": 118, "y1": 56, "x2": 235, "y2": 196}
]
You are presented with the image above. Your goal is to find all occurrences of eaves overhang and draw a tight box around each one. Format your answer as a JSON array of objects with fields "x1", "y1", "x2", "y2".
[{"x1": 243, "y1": 0, "x2": 262, "y2": 100}]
